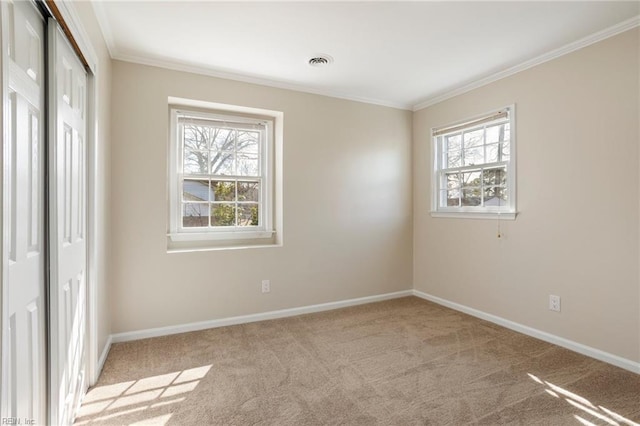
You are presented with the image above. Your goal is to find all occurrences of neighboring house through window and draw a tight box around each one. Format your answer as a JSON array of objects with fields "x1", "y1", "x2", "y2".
[{"x1": 432, "y1": 106, "x2": 516, "y2": 219}]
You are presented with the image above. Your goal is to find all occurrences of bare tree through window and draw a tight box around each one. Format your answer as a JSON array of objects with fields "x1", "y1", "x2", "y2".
[
  {"x1": 434, "y1": 107, "x2": 515, "y2": 213},
  {"x1": 180, "y1": 119, "x2": 262, "y2": 228}
]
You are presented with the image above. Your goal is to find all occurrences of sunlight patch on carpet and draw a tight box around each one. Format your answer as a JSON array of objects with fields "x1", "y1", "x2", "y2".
[
  {"x1": 528, "y1": 373, "x2": 639, "y2": 426},
  {"x1": 75, "y1": 365, "x2": 211, "y2": 425}
]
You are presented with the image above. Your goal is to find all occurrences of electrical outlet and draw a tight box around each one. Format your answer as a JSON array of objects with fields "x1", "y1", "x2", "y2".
[
  {"x1": 261, "y1": 280, "x2": 270, "y2": 293},
  {"x1": 549, "y1": 295, "x2": 561, "y2": 312}
]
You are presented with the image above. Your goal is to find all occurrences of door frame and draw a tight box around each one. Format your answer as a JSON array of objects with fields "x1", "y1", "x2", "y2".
[
  {"x1": 0, "y1": 0, "x2": 102, "y2": 420},
  {"x1": 0, "y1": 0, "x2": 9, "y2": 414}
]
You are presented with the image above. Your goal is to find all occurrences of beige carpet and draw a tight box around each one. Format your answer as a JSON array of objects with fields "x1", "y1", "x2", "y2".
[{"x1": 76, "y1": 297, "x2": 640, "y2": 425}]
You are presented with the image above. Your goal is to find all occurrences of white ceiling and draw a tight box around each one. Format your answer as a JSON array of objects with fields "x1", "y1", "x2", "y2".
[{"x1": 92, "y1": 1, "x2": 639, "y2": 110}]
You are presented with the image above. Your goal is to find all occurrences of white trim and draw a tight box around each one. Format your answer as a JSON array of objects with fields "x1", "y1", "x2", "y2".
[
  {"x1": 430, "y1": 211, "x2": 517, "y2": 220},
  {"x1": 168, "y1": 230, "x2": 275, "y2": 242},
  {"x1": 114, "y1": 53, "x2": 411, "y2": 111},
  {"x1": 97, "y1": 335, "x2": 112, "y2": 375},
  {"x1": 413, "y1": 15, "x2": 640, "y2": 111},
  {"x1": 167, "y1": 242, "x2": 281, "y2": 253},
  {"x1": 89, "y1": 1, "x2": 116, "y2": 58},
  {"x1": 106, "y1": 289, "x2": 640, "y2": 374},
  {"x1": 89, "y1": 4, "x2": 637, "y2": 113},
  {"x1": 413, "y1": 290, "x2": 640, "y2": 375},
  {"x1": 0, "y1": 1, "x2": 9, "y2": 417},
  {"x1": 85, "y1": 66, "x2": 99, "y2": 387},
  {"x1": 110, "y1": 290, "x2": 413, "y2": 343},
  {"x1": 169, "y1": 96, "x2": 284, "y2": 118}
]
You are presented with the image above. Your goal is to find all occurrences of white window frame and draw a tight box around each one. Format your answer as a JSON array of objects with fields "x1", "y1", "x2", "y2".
[
  {"x1": 431, "y1": 105, "x2": 517, "y2": 219},
  {"x1": 168, "y1": 107, "x2": 275, "y2": 242}
]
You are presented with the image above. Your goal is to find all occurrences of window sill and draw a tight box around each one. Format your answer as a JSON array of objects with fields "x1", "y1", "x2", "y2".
[
  {"x1": 168, "y1": 230, "x2": 275, "y2": 242},
  {"x1": 167, "y1": 230, "x2": 278, "y2": 252},
  {"x1": 167, "y1": 242, "x2": 282, "y2": 253},
  {"x1": 430, "y1": 211, "x2": 517, "y2": 220}
]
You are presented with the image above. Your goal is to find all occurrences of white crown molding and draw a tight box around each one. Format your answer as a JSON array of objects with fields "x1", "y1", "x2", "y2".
[
  {"x1": 412, "y1": 15, "x2": 640, "y2": 111},
  {"x1": 90, "y1": 0, "x2": 117, "y2": 58},
  {"x1": 90, "y1": 5, "x2": 637, "y2": 113},
  {"x1": 113, "y1": 52, "x2": 412, "y2": 111},
  {"x1": 413, "y1": 290, "x2": 640, "y2": 375},
  {"x1": 110, "y1": 290, "x2": 413, "y2": 343}
]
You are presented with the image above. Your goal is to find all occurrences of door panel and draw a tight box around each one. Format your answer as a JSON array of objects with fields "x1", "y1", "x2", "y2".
[
  {"x1": 48, "y1": 19, "x2": 88, "y2": 426},
  {"x1": 1, "y1": 0, "x2": 46, "y2": 423}
]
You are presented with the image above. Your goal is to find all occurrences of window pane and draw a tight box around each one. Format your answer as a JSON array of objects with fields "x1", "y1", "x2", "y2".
[
  {"x1": 447, "y1": 149, "x2": 461, "y2": 168},
  {"x1": 237, "y1": 153, "x2": 259, "y2": 176},
  {"x1": 211, "y1": 127, "x2": 235, "y2": 151},
  {"x1": 432, "y1": 108, "x2": 513, "y2": 215},
  {"x1": 184, "y1": 150, "x2": 208, "y2": 174},
  {"x1": 462, "y1": 188, "x2": 481, "y2": 206},
  {"x1": 237, "y1": 131, "x2": 259, "y2": 153},
  {"x1": 486, "y1": 124, "x2": 502, "y2": 144},
  {"x1": 463, "y1": 128, "x2": 483, "y2": 148},
  {"x1": 502, "y1": 141, "x2": 510, "y2": 161},
  {"x1": 210, "y1": 152, "x2": 234, "y2": 175},
  {"x1": 483, "y1": 168, "x2": 506, "y2": 186},
  {"x1": 445, "y1": 173, "x2": 460, "y2": 190},
  {"x1": 463, "y1": 147, "x2": 483, "y2": 166},
  {"x1": 446, "y1": 134, "x2": 461, "y2": 151},
  {"x1": 211, "y1": 180, "x2": 235, "y2": 202},
  {"x1": 238, "y1": 181, "x2": 259, "y2": 202},
  {"x1": 238, "y1": 204, "x2": 259, "y2": 226},
  {"x1": 183, "y1": 203, "x2": 209, "y2": 227},
  {"x1": 183, "y1": 179, "x2": 211, "y2": 202},
  {"x1": 211, "y1": 204, "x2": 236, "y2": 226},
  {"x1": 461, "y1": 171, "x2": 481, "y2": 187},
  {"x1": 446, "y1": 189, "x2": 460, "y2": 207},
  {"x1": 486, "y1": 143, "x2": 500, "y2": 163},
  {"x1": 183, "y1": 125, "x2": 210, "y2": 151},
  {"x1": 484, "y1": 186, "x2": 508, "y2": 206}
]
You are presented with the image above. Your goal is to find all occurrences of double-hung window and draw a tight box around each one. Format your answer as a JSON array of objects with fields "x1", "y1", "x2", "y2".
[
  {"x1": 169, "y1": 107, "x2": 275, "y2": 244},
  {"x1": 432, "y1": 106, "x2": 516, "y2": 219}
]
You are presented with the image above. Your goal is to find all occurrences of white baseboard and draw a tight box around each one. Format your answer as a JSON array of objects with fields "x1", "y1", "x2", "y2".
[
  {"x1": 413, "y1": 290, "x2": 640, "y2": 375},
  {"x1": 97, "y1": 335, "x2": 112, "y2": 374},
  {"x1": 110, "y1": 289, "x2": 414, "y2": 344},
  {"x1": 103, "y1": 288, "x2": 639, "y2": 375}
]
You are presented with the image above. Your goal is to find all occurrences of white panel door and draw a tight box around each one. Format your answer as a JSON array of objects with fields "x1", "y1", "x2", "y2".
[
  {"x1": 1, "y1": 0, "x2": 46, "y2": 423},
  {"x1": 48, "y1": 19, "x2": 88, "y2": 426}
]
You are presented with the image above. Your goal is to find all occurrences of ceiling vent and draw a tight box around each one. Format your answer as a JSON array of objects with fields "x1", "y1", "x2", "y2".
[{"x1": 308, "y1": 55, "x2": 333, "y2": 67}]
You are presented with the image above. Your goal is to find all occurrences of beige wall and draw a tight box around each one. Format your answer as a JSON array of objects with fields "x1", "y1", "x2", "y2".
[
  {"x1": 413, "y1": 29, "x2": 640, "y2": 362},
  {"x1": 72, "y1": 2, "x2": 113, "y2": 360},
  {"x1": 110, "y1": 61, "x2": 413, "y2": 334},
  {"x1": 107, "y1": 21, "x2": 638, "y2": 365}
]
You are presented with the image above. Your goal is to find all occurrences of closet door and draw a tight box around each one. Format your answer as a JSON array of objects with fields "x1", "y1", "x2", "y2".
[
  {"x1": 0, "y1": 0, "x2": 46, "y2": 423},
  {"x1": 48, "y1": 19, "x2": 88, "y2": 426}
]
